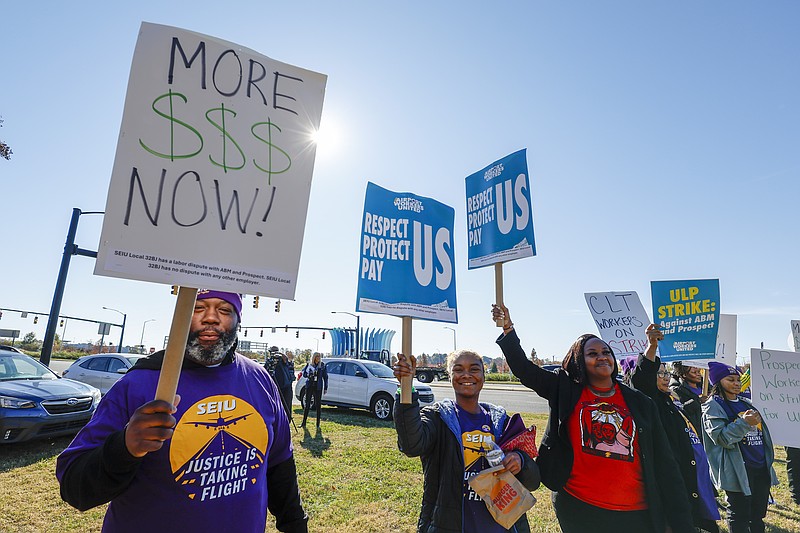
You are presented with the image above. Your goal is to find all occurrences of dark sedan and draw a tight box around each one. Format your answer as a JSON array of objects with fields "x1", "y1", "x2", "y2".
[{"x1": 0, "y1": 346, "x2": 101, "y2": 444}]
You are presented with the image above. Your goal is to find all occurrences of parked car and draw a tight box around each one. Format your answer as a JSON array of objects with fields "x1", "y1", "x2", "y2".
[
  {"x1": 0, "y1": 345, "x2": 101, "y2": 444},
  {"x1": 294, "y1": 357, "x2": 435, "y2": 420},
  {"x1": 62, "y1": 353, "x2": 146, "y2": 395}
]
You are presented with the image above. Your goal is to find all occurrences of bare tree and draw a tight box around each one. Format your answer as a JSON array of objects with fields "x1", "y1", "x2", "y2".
[{"x1": 0, "y1": 117, "x2": 11, "y2": 160}]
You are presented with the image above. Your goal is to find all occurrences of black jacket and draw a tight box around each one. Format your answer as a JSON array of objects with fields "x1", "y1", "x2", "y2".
[
  {"x1": 394, "y1": 396, "x2": 540, "y2": 533},
  {"x1": 631, "y1": 354, "x2": 708, "y2": 528},
  {"x1": 670, "y1": 378, "x2": 703, "y2": 435},
  {"x1": 497, "y1": 330, "x2": 694, "y2": 533}
]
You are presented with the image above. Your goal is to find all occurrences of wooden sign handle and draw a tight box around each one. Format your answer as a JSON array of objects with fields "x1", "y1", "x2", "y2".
[
  {"x1": 154, "y1": 286, "x2": 198, "y2": 402},
  {"x1": 494, "y1": 262, "x2": 504, "y2": 327},
  {"x1": 400, "y1": 316, "x2": 413, "y2": 404},
  {"x1": 701, "y1": 368, "x2": 710, "y2": 398}
]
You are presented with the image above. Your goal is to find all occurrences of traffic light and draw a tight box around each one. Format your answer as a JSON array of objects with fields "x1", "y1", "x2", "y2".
[
  {"x1": 295, "y1": 330, "x2": 299, "y2": 338},
  {"x1": 59, "y1": 319, "x2": 65, "y2": 327},
  {"x1": 244, "y1": 329, "x2": 248, "y2": 337},
  {"x1": 274, "y1": 299, "x2": 281, "y2": 312},
  {"x1": 285, "y1": 325, "x2": 288, "y2": 332},
  {"x1": 0, "y1": 311, "x2": 3, "y2": 319},
  {"x1": 171, "y1": 285, "x2": 179, "y2": 295},
  {"x1": 253, "y1": 296, "x2": 260, "y2": 309},
  {"x1": 260, "y1": 329, "x2": 264, "y2": 337},
  {"x1": 33, "y1": 316, "x2": 39, "y2": 324},
  {"x1": 322, "y1": 331, "x2": 326, "y2": 339},
  {"x1": 271, "y1": 328, "x2": 276, "y2": 334}
]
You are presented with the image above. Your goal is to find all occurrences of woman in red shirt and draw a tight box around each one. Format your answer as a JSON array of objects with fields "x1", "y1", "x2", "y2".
[{"x1": 492, "y1": 304, "x2": 694, "y2": 533}]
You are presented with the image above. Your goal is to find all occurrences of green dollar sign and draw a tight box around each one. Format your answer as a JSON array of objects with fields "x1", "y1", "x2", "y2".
[
  {"x1": 252, "y1": 119, "x2": 292, "y2": 185},
  {"x1": 139, "y1": 90, "x2": 203, "y2": 161},
  {"x1": 206, "y1": 104, "x2": 246, "y2": 173}
]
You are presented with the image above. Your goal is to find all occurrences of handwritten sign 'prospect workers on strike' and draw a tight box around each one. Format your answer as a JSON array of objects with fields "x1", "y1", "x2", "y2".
[
  {"x1": 356, "y1": 182, "x2": 457, "y2": 323},
  {"x1": 750, "y1": 348, "x2": 800, "y2": 447},
  {"x1": 95, "y1": 23, "x2": 327, "y2": 299},
  {"x1": 651, "y1": 279, "x2": 720, "y2": 362}
]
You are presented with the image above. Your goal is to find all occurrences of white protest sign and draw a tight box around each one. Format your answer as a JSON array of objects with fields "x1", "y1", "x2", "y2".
[
  {"x1": 792, "y1": 321, "x2": 800, "y2": 352},
  {"x1": 584, "y1": 291, "x2": 650, "y2": 358},
  {"x1": 750, "y1": 348, "x2": 800, "y2": 447},
  {"x1": 95, "y1": 23, "x2": 327, "y2": 299},
  {"x1": 680, "y1": 314, "x2": 737, "y2": 369}
]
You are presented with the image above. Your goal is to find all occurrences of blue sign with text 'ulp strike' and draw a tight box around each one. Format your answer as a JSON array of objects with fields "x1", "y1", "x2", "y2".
[
  {"x1": 465, "y1": 149, "x2": 536, "y2": 269},
  {"x1": 651, "y1": 279, "x2": 720, "y2": 362},
  {"x1": 356, "y1": 182, "x2": 457, "y2": 323}
]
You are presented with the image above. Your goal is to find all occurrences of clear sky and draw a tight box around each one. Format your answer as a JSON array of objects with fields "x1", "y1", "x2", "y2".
[{"x1": 2, "y1": 2, "x2": 799, "y2": 363}]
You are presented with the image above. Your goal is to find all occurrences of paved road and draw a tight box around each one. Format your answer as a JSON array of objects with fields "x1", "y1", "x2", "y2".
[
  {"x1": 49, "y1": 360, "x2": 546, "y2": 413},
  {"x1": 427, "y1": 381, "x2": 548, "y2": 414}
]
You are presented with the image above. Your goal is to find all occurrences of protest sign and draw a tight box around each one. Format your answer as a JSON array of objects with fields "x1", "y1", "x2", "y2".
[
  {"x1": 792, "y1": 321, "x2": 800, "y2": 352},
  {"x1": 750, "y1": 348, "x2": 800, "y2": 447},
  {"x1": 584, "y1": 291, "x2": 650, "y2": 358},
  {"x1": 356, "y1": 182, "x2": 457, "y2": 323},
  {"x1": 95, "y1": 22, "x2": 327, "y2": 300},
  {"x1": 651, "y1": 279, "x2": 720, "y2": 362},
  {"x1": 680, "y1": 314, "x2": 737, "y2": 369},
  {"x1": 465, "y1": 149, "x2": 536, "y2": 270}
]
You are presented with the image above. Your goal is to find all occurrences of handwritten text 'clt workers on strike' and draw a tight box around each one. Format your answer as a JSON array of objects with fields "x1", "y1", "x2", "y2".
[{"x1": 124, "y1": 37, "x2": 307, "y2": 237}]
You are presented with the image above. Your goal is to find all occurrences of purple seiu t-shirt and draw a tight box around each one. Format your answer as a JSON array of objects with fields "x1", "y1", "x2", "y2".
[
  {"x1": 455, "y1": 406, "x2": 508, "y2": 533},
  {"x1": 719, "y1": 398, "x2": 767, "y2": 468},
  {"x1": 57, "y1": 355, "x2": 293, "y2": 533}
]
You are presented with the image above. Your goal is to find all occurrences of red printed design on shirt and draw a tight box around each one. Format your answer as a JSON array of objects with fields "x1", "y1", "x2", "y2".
[{"x1": 579, "y1": 399, "x2": 636, "y2": 461}]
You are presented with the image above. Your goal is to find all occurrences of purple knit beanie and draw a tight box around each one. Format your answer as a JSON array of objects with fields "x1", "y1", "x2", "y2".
[
  {"x1": 196, "y1": 290, "x2": 242, "y2": 319},
  {"x1": 707, "y1": 361, "x2": 740, "y2": 386}
]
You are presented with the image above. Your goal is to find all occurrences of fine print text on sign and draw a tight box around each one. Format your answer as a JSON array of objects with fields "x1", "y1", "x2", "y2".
[
  {"x1": 651, "y1": 279, "x2": 720, "y2": 362},
  {"x1": 465, "y1": 149, "x2": 536, "y2": 270},
  {"x1": 750, "y1": 348, "x2": 800, "y2": 447},
  {"x1": 356, "y1": 182, "x2": 457, "y2": 323},
  {"x1": 680, "y1": 314, "x2": 737, "y2": 369},
  {"x1": 584, "y1": 291, "x2": 650, "y2": 359},
  {"x1": 95, "y1": 22, "x2": 327, "y2": 299}
]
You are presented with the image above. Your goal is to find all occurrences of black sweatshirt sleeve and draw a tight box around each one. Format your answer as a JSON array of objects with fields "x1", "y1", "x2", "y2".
[
  {"x1": 58, "y1": 429, "x2": 142, "y2": 511},
  {"x1": 266, "y1": 456, "x2": 309, "y2": 532}
]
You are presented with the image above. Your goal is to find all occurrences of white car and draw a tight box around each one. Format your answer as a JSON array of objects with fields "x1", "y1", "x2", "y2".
[
  {"x1": 62, "y1": 353, "x2": 146, "y2": 395},
  {"x1": 294, "y1": 357, "x2": 435, "y2": 420}
]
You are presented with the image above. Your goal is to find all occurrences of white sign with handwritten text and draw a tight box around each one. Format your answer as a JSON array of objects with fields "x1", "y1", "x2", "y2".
[{"x1": 750, "y1": 348, "x2": 800, "y2": 447}]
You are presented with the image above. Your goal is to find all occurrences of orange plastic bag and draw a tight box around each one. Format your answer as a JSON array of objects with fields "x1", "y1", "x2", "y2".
[{"x1": 468, "y1": 465, "x2": 536, "y2": 529}]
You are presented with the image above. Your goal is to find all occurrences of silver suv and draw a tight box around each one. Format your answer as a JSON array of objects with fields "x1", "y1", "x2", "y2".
[{"x1": 294, "y1": 357, "x2": 434, "y2": 420}]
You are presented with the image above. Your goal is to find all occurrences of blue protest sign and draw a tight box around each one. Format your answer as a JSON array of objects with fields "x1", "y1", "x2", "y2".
[
  {"x1": 465, "y1": 149, "x2": 536, "y2": 269},
  {"x1": 356, "y1": 182, "x2": 457, "y2": 323},
  {"x1": 651, "y1": 279, "x2": 720, "y2": 361}
]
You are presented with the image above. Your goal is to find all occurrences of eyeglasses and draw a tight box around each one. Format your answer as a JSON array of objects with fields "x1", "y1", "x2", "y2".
[{"x1": 657, "y1": 371, "x2": 671, "y2": 378}]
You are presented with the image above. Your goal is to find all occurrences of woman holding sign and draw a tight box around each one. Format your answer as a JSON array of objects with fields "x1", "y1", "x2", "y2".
[
  {"x1": 630, "y1": 325, "x2": 720, "y2": 532},
  {"x1": 492, "y1": 304, "x2": 694, "y2": 533},
  {"x1": 701, "y1": 362, "x2": 778, "y2": 533}
]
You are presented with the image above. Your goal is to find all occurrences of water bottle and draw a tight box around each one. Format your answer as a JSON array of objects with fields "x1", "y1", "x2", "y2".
[{"x1": 486, "y1": 439, "x2": 505, "y2": 467}]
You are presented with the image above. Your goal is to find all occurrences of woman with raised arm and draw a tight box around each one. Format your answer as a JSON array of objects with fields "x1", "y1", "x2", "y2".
[
  {"x1": 630, "y1": 324, "x2": 720, "y2": 532},
  {"x1": 492, "y1": 303, "x2": 694, "y2": 533}
]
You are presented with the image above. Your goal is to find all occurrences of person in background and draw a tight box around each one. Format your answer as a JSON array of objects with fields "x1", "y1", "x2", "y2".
[
  {"x1": 785, "y1": 447, "x2": 800, "y2": 506},
  {"x1": 492, "y1": 304, "x2": 693, "y2": 533},
  {"x1": 301, "y1": 353, "x2": 328, "y2": 428},
  {"x1": 56, "y1": 290, "x2": 307, "y2": 532},
  {"x1": 671, "y1": 361, "x2": 706, "y2": 435},
  {"x1": 631, "y1": 325, "x2": 720, "y2": 532},
  {"x1": 393, "y1": 349, "x2": 540, "y2": 532},
  {"x1": 271, "y1": 348, "x2": 296, "y2": 418},
  {"x1": 702, "y1": 361, "x2": 778, "y2": 533}
]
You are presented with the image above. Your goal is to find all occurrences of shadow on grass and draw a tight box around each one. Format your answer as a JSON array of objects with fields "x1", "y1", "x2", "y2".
[
  {"x1": 299, "y1": 426, "x2": 331, "y2": 458},
  {"x1": 0, "y1": 435, "x2": 73, "y2": 472}
]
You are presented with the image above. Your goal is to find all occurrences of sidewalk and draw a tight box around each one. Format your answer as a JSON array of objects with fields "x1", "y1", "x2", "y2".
[{"x1": 428, "y1": 380, "x2": 526, "y2": 392}]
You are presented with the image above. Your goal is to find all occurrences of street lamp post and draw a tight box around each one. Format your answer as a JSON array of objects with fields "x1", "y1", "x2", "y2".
[
  {"x1": 103, "y1": 306, "x2": 127, "y2": 353},
  {"x1": 443, "y1": 327, "x2": 457, "y2": 352},
  {"x1": 331, "y1": 311, "x2": 360, "y2": 357},
  {"x1": 140, "y1": 319, "x2": 155, "y2": 352}
]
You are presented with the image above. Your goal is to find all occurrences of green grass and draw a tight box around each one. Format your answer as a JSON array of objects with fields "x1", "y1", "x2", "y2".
[{"x1": 1, "y1": 408, "x2": 798, "y2": 532}]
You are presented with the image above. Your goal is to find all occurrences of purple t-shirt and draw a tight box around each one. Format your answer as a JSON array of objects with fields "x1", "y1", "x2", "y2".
[
  {"x1": 455, "y1": 406, "x2": 507, "y2": 533},
  {"x1": 57, "y1": 355, "x2": 292, "y2": 533},
  {"x1": 719, "y1": 398, "x2": 766, "y2": 468}
]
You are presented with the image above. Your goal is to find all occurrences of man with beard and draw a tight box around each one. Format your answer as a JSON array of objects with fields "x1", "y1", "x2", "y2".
[{"x1": 56, "y1": 290, "x2": 308, "y2": 533}]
